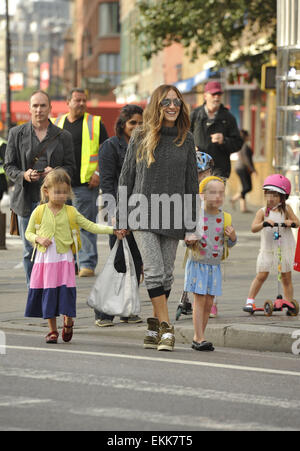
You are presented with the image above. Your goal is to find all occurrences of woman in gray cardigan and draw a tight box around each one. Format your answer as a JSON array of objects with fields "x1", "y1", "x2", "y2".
[{"x1": 117, "y1": 84, "x2": 199, "y2": 352}]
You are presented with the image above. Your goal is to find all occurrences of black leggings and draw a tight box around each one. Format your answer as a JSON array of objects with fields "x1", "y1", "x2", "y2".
[{"x1": 236, "y1": 168, "x2": 252, "y2": 199}]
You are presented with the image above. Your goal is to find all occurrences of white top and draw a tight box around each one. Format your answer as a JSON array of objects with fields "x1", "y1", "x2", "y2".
[
  {"x1": 257, "y1": 207, "x2": 295, "y2": 273},
  {"x1": 260, "y1": 208, "x2": 295, "y2": 251}
]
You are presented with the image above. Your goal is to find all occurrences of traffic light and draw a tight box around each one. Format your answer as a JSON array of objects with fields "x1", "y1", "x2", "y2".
[{"x1": 261, "y1": 62, "x2": 276, "y2": 92}]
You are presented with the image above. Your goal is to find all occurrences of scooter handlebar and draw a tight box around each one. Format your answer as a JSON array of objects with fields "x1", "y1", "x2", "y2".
[{"x1": 263, "y1": 222, "x2": 297, "y2": 228}]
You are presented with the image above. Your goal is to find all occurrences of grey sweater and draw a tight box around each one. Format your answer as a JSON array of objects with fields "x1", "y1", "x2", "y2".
[{"x1": 117, "y1": 126, "x2": 199, "y2": 240}]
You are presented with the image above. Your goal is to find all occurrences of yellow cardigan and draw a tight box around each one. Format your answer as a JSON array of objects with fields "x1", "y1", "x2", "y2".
[{"x1": 25, "y1": 204, "x2": 113, "y2": 254}]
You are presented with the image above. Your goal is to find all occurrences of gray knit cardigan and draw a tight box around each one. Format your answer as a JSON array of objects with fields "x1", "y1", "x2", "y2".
[{"x1": 117, "y1": 126, "x2": 199, "y2": 240}]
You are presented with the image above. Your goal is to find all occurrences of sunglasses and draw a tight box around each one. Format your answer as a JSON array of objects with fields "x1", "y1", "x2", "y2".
[{"x1": 160, "y1": 98, "x2": 182, "y2": 108}]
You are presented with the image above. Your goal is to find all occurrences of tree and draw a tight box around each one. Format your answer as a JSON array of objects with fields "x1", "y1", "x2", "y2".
[{"x1": 134, "y1": 0, "x2": 276, "y2": 82}]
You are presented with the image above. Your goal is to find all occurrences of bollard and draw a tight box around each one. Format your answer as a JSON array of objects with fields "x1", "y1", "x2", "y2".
[{"x1": 0, "y1": 212, "x2": 6, "y2": 250}]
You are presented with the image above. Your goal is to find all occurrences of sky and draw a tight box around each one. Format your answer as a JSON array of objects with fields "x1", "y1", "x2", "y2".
[{"x1": 0, "y1": 0, "x2": 19, "y2": 15}]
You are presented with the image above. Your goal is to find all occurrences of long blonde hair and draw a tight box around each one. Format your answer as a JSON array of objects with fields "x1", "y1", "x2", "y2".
[
  {"x1": 136, "y1": 85, "x2": 190, "y2": 167},
  {"x1": 40, "y1": 168, "x2": 73, "y2": 203}
]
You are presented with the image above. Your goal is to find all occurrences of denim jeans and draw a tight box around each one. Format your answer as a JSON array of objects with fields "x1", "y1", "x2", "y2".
[
  {"x1": 18, "y1": 202, "x2": 39, "y2": 287},
  {"x1": 72, "y1": 185, "x2": 99, "y2": 271}
]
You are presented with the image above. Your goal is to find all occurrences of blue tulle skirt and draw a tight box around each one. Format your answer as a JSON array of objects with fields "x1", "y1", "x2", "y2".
[{"x1": 184, "y1": 260, "x2": 222, "y2": 296}]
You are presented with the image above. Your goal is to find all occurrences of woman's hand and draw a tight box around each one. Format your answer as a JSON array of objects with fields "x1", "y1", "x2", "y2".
[{"x1": 114, "y1": 229, "x2": 128, "y2": 240}]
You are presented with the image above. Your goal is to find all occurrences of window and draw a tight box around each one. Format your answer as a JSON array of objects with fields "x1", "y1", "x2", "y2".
[
  {"x1": 98, "y1": 53, "x2": 121, "y2": 86},
  {"x1": 99, "y1": 2, "x2": 120, "y2": 36}
]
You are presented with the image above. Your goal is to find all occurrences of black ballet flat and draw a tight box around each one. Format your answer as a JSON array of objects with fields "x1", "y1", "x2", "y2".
[{"x1": 192, "y1": 340, "x2": 215, "y2": 351}]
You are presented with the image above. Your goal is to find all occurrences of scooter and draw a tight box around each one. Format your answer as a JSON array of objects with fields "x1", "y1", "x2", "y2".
[
  {"x1": 175, "y1": 291, "x2": 193, "y2": 321},
  {"x1": 245, "y1": 222, "x2": 299, "y2": 317}
]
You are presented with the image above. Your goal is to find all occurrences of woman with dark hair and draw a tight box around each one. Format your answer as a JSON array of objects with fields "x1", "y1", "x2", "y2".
[
  {"x1": 231, "y1": 130, "x2": 256, "y2": 213},
  {"x1": 116, "y1": 85, "x2": 199, "y2": 352},
  {"x1": 95, "y1": 104, "x2": 144, "y2": 327}
]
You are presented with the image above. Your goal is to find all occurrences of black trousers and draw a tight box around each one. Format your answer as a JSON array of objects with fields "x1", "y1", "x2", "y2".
[
  {"x1": 94, "y1": 233, "x2": 143, "y2": 321},
  {"x1": 236, "y1": 168, "x2": 252, "y2": 199},
  {"x1": 0, "y1": 174, "x2": 8, "y2": 201}
]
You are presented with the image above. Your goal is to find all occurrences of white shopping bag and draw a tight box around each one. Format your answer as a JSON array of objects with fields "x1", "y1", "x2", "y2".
[{"x1": 87, "y1": 237, "x2": 141, "y2": 317}]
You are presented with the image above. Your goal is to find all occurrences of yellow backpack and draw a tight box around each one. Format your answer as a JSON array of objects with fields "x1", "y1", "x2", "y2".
[
  {"x1": 223, "y1": 211, "x2": 232, "y2": 260},
  {"x1": 32, "y1": 204, "x2": 81, "y2": 260}
]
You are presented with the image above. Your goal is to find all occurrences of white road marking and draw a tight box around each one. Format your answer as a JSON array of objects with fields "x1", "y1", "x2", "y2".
[
  {"x1": 69, "y1": 407, "x2": 296, "y2": 431},
  {"x1": 1, "y1": 367, "x2": 299, "y2": 411},
  {"x1": 0, "y1": 396, "x2": 52, "y2": 408},
  {"x1": 4, "y1": 345, "x2": 300, "y2": 378}
]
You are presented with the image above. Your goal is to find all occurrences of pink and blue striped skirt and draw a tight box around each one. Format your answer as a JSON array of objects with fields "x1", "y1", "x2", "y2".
[{"x1": 25, "y1": 240, "x2": 76, "y2": 319}]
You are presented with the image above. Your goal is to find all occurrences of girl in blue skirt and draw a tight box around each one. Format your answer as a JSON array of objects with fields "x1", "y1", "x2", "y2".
[{"x1": 185, "y1": 176, "x2": 237, "y2": 351}]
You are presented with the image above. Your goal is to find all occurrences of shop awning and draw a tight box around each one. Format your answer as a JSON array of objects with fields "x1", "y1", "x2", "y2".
[{"x1": 175, "y1": 68, "x2": 218, "y2": 93}]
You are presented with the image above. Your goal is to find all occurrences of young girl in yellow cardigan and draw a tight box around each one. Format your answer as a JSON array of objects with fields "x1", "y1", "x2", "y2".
[{"x1": 25, "y1": 168, "x2": 123, "y2": 344}]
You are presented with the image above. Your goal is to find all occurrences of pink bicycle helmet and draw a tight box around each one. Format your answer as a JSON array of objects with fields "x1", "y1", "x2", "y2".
[{"x1": 263, "y1": 174, "x2": 291, "y2": 198}]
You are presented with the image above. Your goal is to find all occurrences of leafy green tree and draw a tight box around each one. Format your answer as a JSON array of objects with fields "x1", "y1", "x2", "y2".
[{"x1": 134, "y1": 0, "x2": 276, "y2": 82}]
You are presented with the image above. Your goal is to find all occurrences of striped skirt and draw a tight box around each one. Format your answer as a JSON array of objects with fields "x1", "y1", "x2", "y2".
[{"x1": 25, "y1": 239, "x2": 76, "y2": 319}]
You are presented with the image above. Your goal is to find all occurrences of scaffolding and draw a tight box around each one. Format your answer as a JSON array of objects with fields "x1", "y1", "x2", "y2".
[{"x1": 276, "y1": 0, "x2": 300, "y2": 198}]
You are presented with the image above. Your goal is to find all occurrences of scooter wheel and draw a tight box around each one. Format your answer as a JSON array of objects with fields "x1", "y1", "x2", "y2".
[
  {"x1": 264, "y1": 300, "x2": 274, "y2": 317},
  {"x1": 286, "y1": 300, "x2": 299, "y2": 317},
  {"x1": 176, "y1": 306, "x2": 183, "y2": 321}
]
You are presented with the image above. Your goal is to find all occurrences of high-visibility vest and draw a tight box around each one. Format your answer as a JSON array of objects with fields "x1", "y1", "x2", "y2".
[
  {"x1": 0, "y1": 138, "x2": 7, "y2": 175},
  {"x1": 51, "y1": 113, "x2": 101, "y2": 184}
]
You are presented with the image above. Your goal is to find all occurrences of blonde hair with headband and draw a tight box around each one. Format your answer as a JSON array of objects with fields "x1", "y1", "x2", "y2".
[{"x1": 199, "y1": 176, "x2": 225, "y2": 194}]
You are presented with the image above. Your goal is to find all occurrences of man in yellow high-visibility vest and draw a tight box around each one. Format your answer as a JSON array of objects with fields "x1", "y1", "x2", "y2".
[{"x1": 52, "y1": 88, "x2": 109, "y2": 277}]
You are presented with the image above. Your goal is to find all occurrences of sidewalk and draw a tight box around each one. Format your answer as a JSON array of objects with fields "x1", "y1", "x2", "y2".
[{"x1": 0, "y1": 201, "x2": 300, "y2": 354}]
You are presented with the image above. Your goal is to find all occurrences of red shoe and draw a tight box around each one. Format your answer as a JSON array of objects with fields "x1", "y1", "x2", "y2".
[
  {"x1": 62, "y1": 317, "x2": 74, "y2": 343},
  {"x1": 46, "y1": 331, "x2": 59, "y2": 344}
]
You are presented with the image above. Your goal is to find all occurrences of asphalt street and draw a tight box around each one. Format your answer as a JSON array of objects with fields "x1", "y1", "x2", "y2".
[{"x1": 1, "y1": 331, "x2": 300, "y2": 432}]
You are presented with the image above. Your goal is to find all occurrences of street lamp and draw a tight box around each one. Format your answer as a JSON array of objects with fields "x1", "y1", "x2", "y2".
[{"x1": 5, "y1": 0, "x2": 11, "y2": 137}]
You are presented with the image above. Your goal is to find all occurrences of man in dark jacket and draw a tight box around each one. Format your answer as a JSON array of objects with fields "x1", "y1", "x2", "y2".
[
  {"x1": 191, "y1": 81, "x2": 243, "y2": 178},
  {"x1": 4, "y1": 90, "x2": 75, "y2": 285}
]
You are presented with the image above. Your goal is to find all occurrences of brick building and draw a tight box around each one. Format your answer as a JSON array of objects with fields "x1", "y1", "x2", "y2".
[{"x1": 73, "y1": 0, "x2": 121, "y2": 101}]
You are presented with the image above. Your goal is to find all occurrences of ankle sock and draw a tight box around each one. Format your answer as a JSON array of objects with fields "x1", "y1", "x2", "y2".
[{"x1": 246, "y1": 298, "x2": 255, "y2": 306}]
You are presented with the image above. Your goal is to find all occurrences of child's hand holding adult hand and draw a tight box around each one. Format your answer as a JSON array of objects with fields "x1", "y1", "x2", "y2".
[
  {"x1": 184, "y1": 233, "x2": 198, "y2": 246},
  {"x1": 114, "y1": 229, "x2": 129, "y2": 240}
]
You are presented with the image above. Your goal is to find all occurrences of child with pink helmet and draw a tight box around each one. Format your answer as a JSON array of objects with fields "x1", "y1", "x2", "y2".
[{"x1": 243, "y1": 174, "x2": 300, "y2": 313}]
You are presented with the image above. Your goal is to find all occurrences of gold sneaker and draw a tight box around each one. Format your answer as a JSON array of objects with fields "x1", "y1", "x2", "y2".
[
  {"x1": 79, "y1": 268, "x2": 95, "y2": 277},
  {"x1": 157, "y1": 322, "x2": 175, "y2": 352},
  {"x1": 144, "y1": 318, "x2": 160, "y2": 349}
]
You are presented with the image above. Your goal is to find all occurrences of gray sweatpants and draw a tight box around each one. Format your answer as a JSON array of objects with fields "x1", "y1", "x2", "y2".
[{"x1": 133, "y1": 231, "x2": 179, "y2": 299}]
